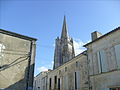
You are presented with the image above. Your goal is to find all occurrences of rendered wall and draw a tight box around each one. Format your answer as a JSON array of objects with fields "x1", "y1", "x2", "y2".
[
  {"x1": 0, "y1": 32, "x2": 36, "y2": 90},
  {"x1": 33, "y1": 71, "x2": 48, "y2": 90},
  {"x1": 47, "y1": 54, "x2": 89, "y2": 90},
  {"x1": 86, "y1": 29, "x2": 120, "y2": 90}
]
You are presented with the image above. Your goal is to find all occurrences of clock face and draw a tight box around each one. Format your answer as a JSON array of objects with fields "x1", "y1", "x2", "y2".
[{"x1": 0, "y1": 43, "x2": 5, "y2": 58}]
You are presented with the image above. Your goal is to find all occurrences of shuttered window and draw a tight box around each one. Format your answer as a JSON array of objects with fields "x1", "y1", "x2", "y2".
[
  {"x1": 97, "y1": 51, "x2": 102, "y2": 73},
  {"x1": 63, "y1": 75, "x2": 68, "y2": 90},
  {"x1": 114, "y1": 44, "x2": 120, "y2": 69},
  {"x1": 97, "y1": 50, "x2": 108, "y2": 73}
]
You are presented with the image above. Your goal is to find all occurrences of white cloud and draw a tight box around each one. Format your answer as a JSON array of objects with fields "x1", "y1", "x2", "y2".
[
  {"x1": 73, "y1": 39, "x2": 86, "y2": 55},
  {"x1": 37, "y1": 66, "x2": 48, "y2": 72},
  {"x1": 37, "y1": 61, "x2": 54, "y2": 73},
  {"x1": 51, "y1": 61, "x2": 54, "y2": 66},
  {"x1": 48, "y1": 60, "x2": 54, "y2": 69}
]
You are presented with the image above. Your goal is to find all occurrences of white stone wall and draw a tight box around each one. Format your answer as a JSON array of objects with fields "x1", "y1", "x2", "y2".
[
  {"x1": 86, "y1": 28, "x2": 120, "y2": 90},
  {"x1": 33, "y1": 71, "x2": 48, "y2": 90},
  {"x1": 47, "y1": 53, "x2": 88, "y2": 90}
]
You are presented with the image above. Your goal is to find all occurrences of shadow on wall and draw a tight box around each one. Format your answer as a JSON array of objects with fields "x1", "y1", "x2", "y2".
[
  {"x1": 0, "y1": 56, "x2": 35, "y2": 90},
  {"x1": 0, "y1": 56, "x2": 29, "y2": 71}
]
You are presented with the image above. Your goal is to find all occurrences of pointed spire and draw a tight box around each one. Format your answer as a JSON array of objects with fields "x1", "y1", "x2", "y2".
[{"x1": 61, "y1": 15, "x2": 69, "y2": 39}]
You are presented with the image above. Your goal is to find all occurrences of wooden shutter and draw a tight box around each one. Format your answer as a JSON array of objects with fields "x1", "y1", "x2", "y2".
[{"x1": 115, "y1": 44, "x2": 120, "y2": 69}]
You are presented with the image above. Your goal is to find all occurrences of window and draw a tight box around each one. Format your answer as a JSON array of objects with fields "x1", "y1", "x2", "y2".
[
  {"x1": 97, "y1": 50, "x2": 108, "y2": 73},
  {"x1": 75, "y1": 72, "x2": 77, "y2": 89},
  {"x1": 105, "y1": 87, "x2": 120, "y2": 90},
  {"x1": 39, "y1": 79, "x2": 40, "y2": 84},
  {"x1": 38, "y1": 87, "x2": 40, "y2": 90},
  {"x1": 54, "y1": 76, "x2": 57, "y2": 89},
  {"x1": 43, "y1": 86, "x2": 45, "y2": 90},
  {"x1": 97, "y1": 51, "x2": 102, "y2": 73},
  {"x1": 65, "y1": 67, "x2": 67, "y2": 72},
  {"x1": 63, "y1": 75, "x2": 68, "y2": 90},
  {"x1": 34, "y1": 81, "x2": 36, "y2": 87},
  {"x1": 49, "y1": 78, "x2": 52, "y2": 88},
  {"x1": 76, "y1": 61, "x2": 79, "y2": 67},
  {"x1": 58, "y1": 78, "x2": 60, "y2": 90},
  {"x1": 59, "y1": 70, "x2": 61, "y2": 75},
  {"x1": 114, "y1": 44, "x2": 120, "y2": 69},
  {"x1": 75, "y1": 71, "x2": 80, "y2": 90},
  {"x1": 54, "y1": 76, "x2": 57, "y2": 84},
  {"x1": 110, "y1": 87, "x2": 120, "y2": 90}
]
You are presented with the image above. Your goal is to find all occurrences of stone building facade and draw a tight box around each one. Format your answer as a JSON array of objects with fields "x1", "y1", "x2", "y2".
[
  {"x1": 34, "y1": 52, "x2": 88, "y2": 90},
  {"x1": 47, "y1": 52, "x2": 88, "y2": 90},
  {"x1": 33, "y1": 17, "x2": 120, "y2": 90},
  {"x1": 33, "y1": 71, "x2": 50, "y2": 90},
  {"x1": 84, "y1": 27, "x2": 120, "y2": 90},
  {"x1": 0, "y1": 29, "x2": 37, "y2": 90}
]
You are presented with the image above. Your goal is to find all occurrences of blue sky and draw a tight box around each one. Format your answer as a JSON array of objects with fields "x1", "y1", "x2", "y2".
[{"x1": 0, "y1": 0, "x2": 120, "y2": 76}]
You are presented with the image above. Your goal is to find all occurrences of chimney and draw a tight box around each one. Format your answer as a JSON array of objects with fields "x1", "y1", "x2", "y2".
[{"x1": 91, "y1": 31, "x2": 102, "y2": 41}]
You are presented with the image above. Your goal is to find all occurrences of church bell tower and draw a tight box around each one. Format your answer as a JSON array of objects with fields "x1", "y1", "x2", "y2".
[{"x1": 53, "y1": 16, "x2": 75, "y2": 69}]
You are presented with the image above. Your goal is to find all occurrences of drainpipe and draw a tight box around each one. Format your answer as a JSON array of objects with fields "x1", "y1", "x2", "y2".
[{"x1": 26, "y1": 41, "x2": 33, "y2": 90}]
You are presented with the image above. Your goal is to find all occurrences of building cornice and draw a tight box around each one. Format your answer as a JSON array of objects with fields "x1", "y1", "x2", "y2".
[{"x1": 0, "y1": 29, "x2": 37, "y2": 41}]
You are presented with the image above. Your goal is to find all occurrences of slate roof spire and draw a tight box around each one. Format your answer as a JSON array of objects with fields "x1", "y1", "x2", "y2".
[
  {"x1": 53, "y1": 16, "x2": 75, "y2": 69},
  {"x1": 61, "y1": 15, "x2": 69, "y2": 39}
]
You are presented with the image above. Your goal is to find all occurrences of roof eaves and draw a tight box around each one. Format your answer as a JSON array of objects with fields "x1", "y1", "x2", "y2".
[
  {"x1": 83, "y1": 27, "x2": 120, "y2": 47},
  {"x1": 53, "y1": 50, "x2": 87, "y2": 70},
  {"x1": 0, "y1": 29, "x2": 37, "y2": 41}
]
